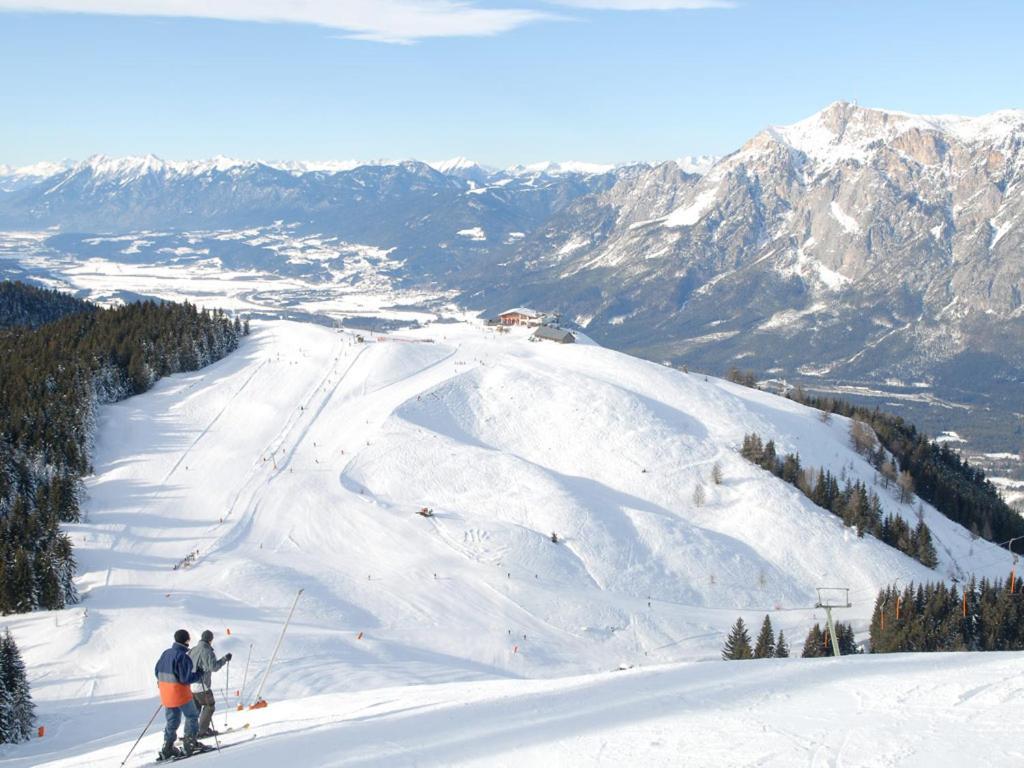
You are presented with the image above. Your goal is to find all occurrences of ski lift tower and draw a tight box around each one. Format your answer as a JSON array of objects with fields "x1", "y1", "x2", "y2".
[{"x1": 815, "y1": 587, "x2": 851, "y2": 657}]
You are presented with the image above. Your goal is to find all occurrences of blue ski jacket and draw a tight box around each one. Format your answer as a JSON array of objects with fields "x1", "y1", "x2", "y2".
[{"x1": 155, "y1": 641, "x2": 202, "y2": 707}]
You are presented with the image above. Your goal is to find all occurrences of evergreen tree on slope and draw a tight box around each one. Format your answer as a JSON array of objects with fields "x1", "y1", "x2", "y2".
[
  {"x1": 0, "y1": 629, "x2": 34, "y2": 743},
  {"x1": 802, "y1": 624, "x2": 826, "y2": 658},
  {"x1": 753, "y1": 615, "x2": 776, "y2": 658},
  {"x1": 0, "y1": 653, "x2": 11, "y2": 744},
  {"x1": 775, "y1": 630, "x2": 790, "y2": 658},
  {"x1": 722, "y1": 617, "x2": 753, "y2": 660}
]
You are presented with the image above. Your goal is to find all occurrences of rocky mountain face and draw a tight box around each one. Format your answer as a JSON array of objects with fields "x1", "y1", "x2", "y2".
[
  {"x1": 469, "y1": 103, "x2": 1024, "y2": 449},
  {"x1": 1, "y1": 103, "x2": 1022, "y2": 448}
]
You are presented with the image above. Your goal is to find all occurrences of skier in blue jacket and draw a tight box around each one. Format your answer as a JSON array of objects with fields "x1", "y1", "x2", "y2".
[{"x1": 154, "y1": 629, "x2": 204, "y2": 760}]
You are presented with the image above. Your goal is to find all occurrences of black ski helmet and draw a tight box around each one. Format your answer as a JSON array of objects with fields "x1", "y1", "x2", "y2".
[
  {"x1": 174, "y1": 629, "x2": 190, "y2": 645},
  {"x1": 201, "y1": 629, "x2": 214, "y2": 643}
]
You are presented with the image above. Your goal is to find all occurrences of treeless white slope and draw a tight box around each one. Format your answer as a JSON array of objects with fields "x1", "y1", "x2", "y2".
[
  {"x1": 15, "y1": 652, "x2": 1024, "y2": 767},
  {"x1": 0, "y1": 319, "x2": 1014, "y2": 765}
]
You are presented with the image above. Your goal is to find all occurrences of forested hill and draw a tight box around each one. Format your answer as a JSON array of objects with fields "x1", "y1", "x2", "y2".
[
  {"x1": 0, "y1": 280, "x2": 90, "y2": 329},
  {"x1": 789, "y1": 390, "x2": 1024, "y2": 554},
  {"x1": 0, "y1": 284, "x2": 246, "y2": 614}
]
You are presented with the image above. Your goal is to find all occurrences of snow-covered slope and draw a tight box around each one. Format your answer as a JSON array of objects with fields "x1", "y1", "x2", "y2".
[
  {"x1": 11, "y1": 652, "x2": 1022, "y2": 767},
  {"x1": 0, "y1": 317, "x2": 1014, "y2": 764}
]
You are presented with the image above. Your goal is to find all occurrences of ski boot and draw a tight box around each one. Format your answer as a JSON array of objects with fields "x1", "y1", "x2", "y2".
[
  {"x1": 182, "y1": 735, "x2": 216, "y2": 756},
  {"x1": 158, "y1": 738, "x2": 181, "y2": 762}
]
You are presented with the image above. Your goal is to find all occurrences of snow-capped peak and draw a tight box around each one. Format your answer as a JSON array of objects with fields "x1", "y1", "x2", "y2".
[
  {"x1": 428, "y1": 156, "x2": 484, "y2": 174},
  {"x1": 765, "y1": 101, "x2": 1024, "y2": 167},
  {"x1": 271, "y1": 160, "x2": 372, "y2": 174},
  {"x1": 674, "y1": 155, "x2": 718, "y2": 175},
  {"x1": 76, "y1": 153, "x2": 171, "y2": 179},
  {"x1": 507, "y1": 160, "x2": 616, "y2": 176},
  {"x1": 0, "y1": 160, "x2": 71, "y2": 179}
]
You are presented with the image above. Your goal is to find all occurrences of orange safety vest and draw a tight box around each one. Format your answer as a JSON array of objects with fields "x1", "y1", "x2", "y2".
[
  {"x1": 155, "y1": 643, "x2": 197, "y2": 708},
  {"x1": 158, "y1": 679, "x2": 193, "y2": 708}
]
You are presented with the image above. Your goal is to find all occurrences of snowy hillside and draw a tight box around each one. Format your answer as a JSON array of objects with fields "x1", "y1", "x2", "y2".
[
  {"x1": 0, "y1": 316, "x2": 1015, "y2": 765},
  {"x1": 11, "y1": 652, "x2": 1024, "y2": 767}
]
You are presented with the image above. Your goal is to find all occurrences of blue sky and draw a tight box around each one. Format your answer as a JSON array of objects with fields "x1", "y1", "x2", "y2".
[{"x1": 1, "y1": 0, "x2": 1021, "y2": 167}]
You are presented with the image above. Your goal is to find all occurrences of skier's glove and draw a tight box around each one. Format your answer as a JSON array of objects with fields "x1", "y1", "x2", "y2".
[{"x1": 224, "y1": 653, "x2": 233, "y2": 662}]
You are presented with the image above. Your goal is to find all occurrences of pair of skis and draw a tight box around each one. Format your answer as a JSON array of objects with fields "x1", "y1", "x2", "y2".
[
  {"x1": 157, "y1": 722, "x2": 252, "y2": 763},
  {"x1": 155, "y1": 735, "x2": 256, "y2": 763}
]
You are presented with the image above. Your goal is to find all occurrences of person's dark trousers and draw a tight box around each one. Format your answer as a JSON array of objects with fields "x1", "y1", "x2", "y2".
[
  {"x1": 193, "y1": 689, "x2": 217, "y2": 735},
  {"x1": 164, "y1": 698, "x2": 200, "y2": 744}
]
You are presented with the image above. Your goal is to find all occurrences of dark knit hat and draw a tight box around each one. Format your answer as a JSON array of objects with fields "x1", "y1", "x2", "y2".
[
  {"x1": 174, "y1": 629, "x2": 190, "y2": 645},
  {"x1": 201, "y1": 629, "x2": 214, "y2": 643}
]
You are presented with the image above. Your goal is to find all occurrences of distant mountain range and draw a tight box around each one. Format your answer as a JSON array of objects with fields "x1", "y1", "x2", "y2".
[{"x1": 2, "y1": 102, "x2": 1023, "y2": 449}]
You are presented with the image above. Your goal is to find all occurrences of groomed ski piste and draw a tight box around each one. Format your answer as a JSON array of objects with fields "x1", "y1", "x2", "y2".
[{"x1": 2, "y1": 317, "x2": 1021, "y2": 767}]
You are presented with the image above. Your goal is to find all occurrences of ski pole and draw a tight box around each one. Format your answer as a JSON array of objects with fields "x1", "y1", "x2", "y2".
[
  {"x1": 223, "y1": 659, "x2": 230, "y2": 730},
  {"x1": 237, "y1": 643, "x2": 253, "y2": 711},
  {"x1": 251, "y1": 588, "x2": 303, "y2": 707},
  {"x1": 120, "y1": 703, "x2": 162, "y2": 767}
]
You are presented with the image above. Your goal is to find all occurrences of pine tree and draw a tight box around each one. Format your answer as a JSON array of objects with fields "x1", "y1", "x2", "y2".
[
  {"x1": 9, "y1": 550, "x2": 34, "y2": 614},
  {"x1": 0, "y1": 645, "x2": 10, "y2": 743},
  {"x1": 802, "y1": 624, "x2": 826, "y2": 657},
  {"x1": 722, "y1": 617, "x2": 754, "y2": 660},
  {"x1": 753, "y1": 615, "x2": 776, "y2": 658},
  {"x1": 0, "y1": 629, "x2": 34, "y2": 743},
  {"x1": 692, "y1": 484, "x2": 706, "y2": 507},
  {"x1": 914, "y1": 521, "x2": 938, "y2": 568},
  {"x1": 0, "y1": 546, "x2": 12, "y2": 616},
  {"x1": 775, "y1": 630, "x2": 789, "y2": 658},
  {"x1": 836, "y1": 623, "x2": 858, "y2": 655},
  {"x1": 34, "y1": 551, "x2": 62, "y2": 611},
  {"x1": 711, "y1": 462, "x2": 723, "y2": 485}
]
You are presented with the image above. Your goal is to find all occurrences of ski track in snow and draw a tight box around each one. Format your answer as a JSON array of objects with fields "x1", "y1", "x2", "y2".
[{"x1": 0, "y1": 318, "x2": 1019, "y2": 767}]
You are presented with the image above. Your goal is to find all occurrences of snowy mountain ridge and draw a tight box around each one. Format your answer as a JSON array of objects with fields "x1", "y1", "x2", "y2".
[
  {"x1": 0, "y1": 154, "x2": 629, "y2": 186},
  {"x1": 769, "y1": 101, "x2": 1024, "y2": 166},
  {"x1": 2, "y1": 101, "x2": 1024, "y2": 449}
]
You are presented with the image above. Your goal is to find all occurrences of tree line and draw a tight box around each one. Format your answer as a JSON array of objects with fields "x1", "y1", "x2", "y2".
[
  {"x1": 722, "y1": 615, "x2": 790, "y2": 659},
  {"x1": 788, "y1": 389, "x2": 1024, "y2": 553},
  {"x1": 0, "y1": 280, "x2": 88, "y2": 329},
  {"x1": 0, "y1": 281, "x2": 246, "y2": 614},
  {"x1": 723, "y1": 615, "x2": 858, "y2": 660},
  {"x1": 870, "y1": 576, "x2": 1024, "y2": 653},
  {"x1": 739, "y1": 433, "x2": 938, "y2": 567}
]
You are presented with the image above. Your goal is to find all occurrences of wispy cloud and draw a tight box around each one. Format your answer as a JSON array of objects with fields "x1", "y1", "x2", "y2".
[
  {"x1": 0, "y1": 0, "x2": 554, "y2": 44},
  {"x1": 0, "y1": 0, "x2": 734, "y2": 43},
  {"x1": 551, "y1": 1, "x2": 733, "y2": 8}
]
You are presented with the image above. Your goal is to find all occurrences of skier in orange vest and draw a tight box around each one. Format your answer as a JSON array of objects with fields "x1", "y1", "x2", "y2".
[{"x1": 154, "y1": 629, "x2": 207, "y2": 760}]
